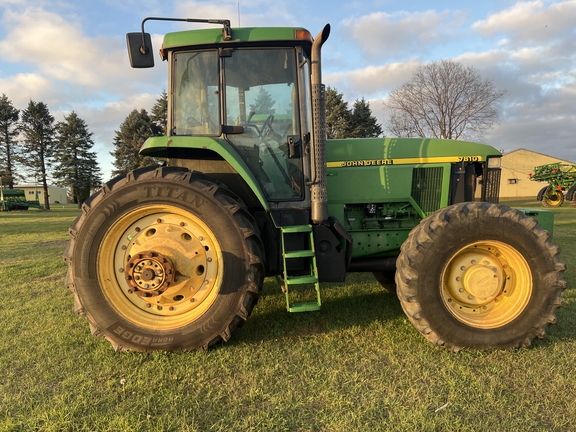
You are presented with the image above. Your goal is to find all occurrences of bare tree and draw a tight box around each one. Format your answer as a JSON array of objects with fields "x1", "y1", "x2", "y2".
[{"x1": 385, "y1": 59, "x2": 507, "y2": 140}]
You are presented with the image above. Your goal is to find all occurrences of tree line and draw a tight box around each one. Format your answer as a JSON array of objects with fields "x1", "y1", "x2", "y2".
[{"x1": 0, "y1": 95, "x2": 102, "y2": 210}]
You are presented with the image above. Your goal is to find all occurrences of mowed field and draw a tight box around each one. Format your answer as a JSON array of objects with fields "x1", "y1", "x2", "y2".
[{"x1": 0, "y1": 199, "x2": 574, "y2": 431}]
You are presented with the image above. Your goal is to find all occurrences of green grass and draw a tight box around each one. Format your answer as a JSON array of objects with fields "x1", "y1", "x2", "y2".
[{"x1": 0, "y1": 200, "x2": 575, "y2": 431}]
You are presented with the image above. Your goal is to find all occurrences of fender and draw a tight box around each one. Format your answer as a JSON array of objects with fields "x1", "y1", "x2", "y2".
[
  {"x1": 536, "y1": 185, "x2": 549, "y2": 201},
  {"x1": 140, "y1": 135, "x2": 269, "y2": 210}
]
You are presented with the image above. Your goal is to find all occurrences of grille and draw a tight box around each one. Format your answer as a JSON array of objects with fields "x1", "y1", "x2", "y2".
[
  {"x1": 482, "y1": 168, "x2": 501, "y2": 203},
  {"x1": 411, "y1": 167, "x2": 444, "y2": 214}
]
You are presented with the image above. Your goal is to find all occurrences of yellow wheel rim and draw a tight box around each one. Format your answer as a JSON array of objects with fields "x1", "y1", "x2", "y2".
[
  {"x1": 440, "y1": 241, "x2": 532, "y2": 328},
  {"x1": 544, "y1": 190, "x2": 563, "y2": 206},
  {"x1": 97, "y1": 204, "x2": 223, "y2": 330}
]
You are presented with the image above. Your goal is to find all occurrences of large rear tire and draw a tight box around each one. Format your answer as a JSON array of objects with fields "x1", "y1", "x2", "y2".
[
  {"x1": 64, "y1": 166, "x2": 264, "y2": 352},
  {"x1": 396, "y1": 202, "x2": 566, "y2": 351}
]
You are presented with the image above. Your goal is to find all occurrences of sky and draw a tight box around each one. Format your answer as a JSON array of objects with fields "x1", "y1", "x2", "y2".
[{"x1": 1, "y1": 0, "x2": 575, "y2": 182}]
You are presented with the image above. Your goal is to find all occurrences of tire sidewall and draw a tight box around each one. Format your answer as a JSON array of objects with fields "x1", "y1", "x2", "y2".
[
  {"x1": 72, "y1": 172, "x2": 251, "y2": 351},
  {"x1": 405, "y1": 206, "x2": 556, "y2": 348}
]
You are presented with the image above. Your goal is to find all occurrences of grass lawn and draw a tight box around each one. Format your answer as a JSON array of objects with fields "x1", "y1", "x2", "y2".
[{"x1": 0, "y1": 199, "x2": 574, "y2": 431}]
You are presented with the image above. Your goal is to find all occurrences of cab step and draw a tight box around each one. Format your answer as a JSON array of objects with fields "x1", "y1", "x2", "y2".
[{"x1": 280, "y1": 225, "x2": 321, "y2": 312}]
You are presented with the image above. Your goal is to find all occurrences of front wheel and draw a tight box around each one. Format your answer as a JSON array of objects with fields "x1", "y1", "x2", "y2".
[
  {"x1": 396, "y1": 202, "x2": 566, "y2": 351},
  {"x1": 64, "y1": 167, "x2": 264, "y2": 352},
  {"x1": 540, "y1": 186, "x2": 564, "y2": 207}
]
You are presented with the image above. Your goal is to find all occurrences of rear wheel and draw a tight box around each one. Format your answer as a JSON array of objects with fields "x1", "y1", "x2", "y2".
[
  {"x1": 396, "y1": 202, "x2": 566, "y2": 351},
  {"x1": 64, "y1": 166, "x2": 264, "y2": 352},
  {"x1": 567, "y1": 184, "x2": 576, "y2": 208},
  {"x1": 540, "y1": 186, "x2": 564, "y2": 207}
]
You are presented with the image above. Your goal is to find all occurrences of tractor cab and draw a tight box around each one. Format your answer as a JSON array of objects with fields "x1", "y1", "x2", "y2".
[
  {"x1": 172, "y1": 46, "x2": 308, "y2": 201},
  {"x1": 129, "y1": 22, "x2": 323, "y2": 210}
]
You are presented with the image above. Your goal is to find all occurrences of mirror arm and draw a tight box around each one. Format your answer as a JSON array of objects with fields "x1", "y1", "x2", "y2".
[{"x1": 139, "y1": 17, "x2": 232, "y2": 54}]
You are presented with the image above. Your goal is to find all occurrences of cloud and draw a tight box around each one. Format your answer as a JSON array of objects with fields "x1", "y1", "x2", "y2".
[
  {"x1": 325, "y1": 58, "x2": 423, "y2": 99},
  {"x1": 341, "y1": 9, "x2": 467, "y2": 60},
  {"x1": 473, "y1": 0, "x2": 576, "y2": 47},
  {"x1": 174, "y1": 0, "x2": 299, "y2": 27},
  {"x1": 0, "y1": 8, "x2": 119, "y2": 86},
  {"x1": 0, "y1": 73, "x2": 53, "y2": 107}
]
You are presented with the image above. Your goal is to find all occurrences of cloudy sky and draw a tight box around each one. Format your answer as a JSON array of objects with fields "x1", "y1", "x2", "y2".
[{"x1": 1, "y1": 0, "x2": 575, "y2": 181}]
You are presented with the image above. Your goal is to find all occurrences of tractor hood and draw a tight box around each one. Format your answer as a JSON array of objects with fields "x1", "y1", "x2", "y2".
[{"x1": 326, "y1": 137, "x2": 501, "y2": 168}]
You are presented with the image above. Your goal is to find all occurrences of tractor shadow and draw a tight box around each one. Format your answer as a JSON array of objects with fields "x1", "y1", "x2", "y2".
[
  {"x1": 235, "y1": 274, "x2": 408, "y2": 345},
  {"x1": 234, "y1": 274, "x2": 576, "y2": 349}
]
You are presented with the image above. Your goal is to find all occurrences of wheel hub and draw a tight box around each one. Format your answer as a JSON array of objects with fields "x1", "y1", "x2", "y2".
[
  {"x1": 462, "y1": 265, "x2": 501, "y2": 299},
  {"x1": 440, "y1": 241, "x2": 533, "y2": 328},
  {"x1": 125, "y1": 251, "x2": 174, "y2": 297}
]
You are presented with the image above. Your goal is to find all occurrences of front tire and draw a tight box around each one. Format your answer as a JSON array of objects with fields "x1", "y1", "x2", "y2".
[
  {"x1": 396, "y1": 202, "x2": 566, "y2": 351},
  {"x1": 540, "y1": 186, "x2": 564, "y2": 207},
  {"x1": 64, "y1": 167, "x2": 264, "y2": 352}
]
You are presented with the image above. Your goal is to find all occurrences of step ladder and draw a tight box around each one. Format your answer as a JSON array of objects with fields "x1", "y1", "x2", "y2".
[{"x1": 280, "y1": 225, "x2": 321, "y2": 312}]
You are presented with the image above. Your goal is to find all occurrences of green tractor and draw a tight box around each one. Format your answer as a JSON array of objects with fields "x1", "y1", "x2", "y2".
[{"x1": 64, "y1": 18, "x2": 566, "y2": 352}]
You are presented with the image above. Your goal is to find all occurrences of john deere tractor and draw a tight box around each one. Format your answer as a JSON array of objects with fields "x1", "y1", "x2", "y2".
[{"x1": 64, "y1": 18, "x2": 566, "y2": 352}]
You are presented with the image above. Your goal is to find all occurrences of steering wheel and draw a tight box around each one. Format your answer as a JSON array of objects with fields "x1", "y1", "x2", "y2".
[{"x1": 260, "y1": 114, "x2": 282, "y2": 142}]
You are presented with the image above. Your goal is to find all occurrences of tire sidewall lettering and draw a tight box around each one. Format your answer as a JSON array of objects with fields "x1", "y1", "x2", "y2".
[{"x1": 72, "y1": 169, "x2": 257, "y2": 351}]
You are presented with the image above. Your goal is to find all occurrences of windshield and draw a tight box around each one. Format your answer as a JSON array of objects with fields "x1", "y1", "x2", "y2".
[
  {"x1": 173, "y1": 50, "x2": 220, "y2": 135},
  {"x1": 225, "y1": 48, "x2": 303, "y2": 200}
]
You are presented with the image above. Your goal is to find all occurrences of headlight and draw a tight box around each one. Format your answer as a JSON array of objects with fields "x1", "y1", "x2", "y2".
[{"x1": 487, "y1": 157, "x2": 501, "y2": 168}]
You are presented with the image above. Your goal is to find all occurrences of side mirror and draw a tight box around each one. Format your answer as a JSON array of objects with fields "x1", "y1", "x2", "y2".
[{"x1": 126, "y1": 32, "x2": 154, "y2": 68}]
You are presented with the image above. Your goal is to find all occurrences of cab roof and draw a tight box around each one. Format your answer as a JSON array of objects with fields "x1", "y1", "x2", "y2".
[{"x1": 163, "y1": 27, "x2": 313, "y2": 50}]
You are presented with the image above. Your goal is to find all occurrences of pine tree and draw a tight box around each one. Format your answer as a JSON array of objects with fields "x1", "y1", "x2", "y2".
[
  {"x1": 20, "y1": 100, "x2": 56, "y2": 210},
  {"x1": 53, "y1": 112, "x2": 102, "y2": 207},
  {"x1": 325, "y1": 87, "x2": 352, "y2": 139},
  {"x1": 110, "y1": 109, "x2": 158, "y2": 177},
  {"x1": 249, "y1": 87, "x2": 276, "y2": 115},
  {"x1": 150, "y1": 90, "x2": 168, "y2": 134},
  {"x1": 349, "y1": 98, "x2": 383, "y2": 138},
  {"x1": 0, "y1": 94, "x2": 20, "y2": 189}
]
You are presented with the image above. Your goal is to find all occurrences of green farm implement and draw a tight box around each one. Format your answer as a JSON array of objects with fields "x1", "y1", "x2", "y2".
[
  {"x1": 64, "y1": 17, "x2": 566, "y2": 352},
  {"x1": 530, "y1": 162, "x2": 576, "y2": 207},
  {"x1": 0, "y1": 188, "x2": 41, "y2": 211}
]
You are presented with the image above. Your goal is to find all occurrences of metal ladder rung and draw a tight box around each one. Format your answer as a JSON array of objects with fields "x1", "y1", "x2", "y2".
[
  {"x1": 281, "y1": 225, "x2": 313, "y2": 234},
  {"x1": 288, "y1": 302, "x2": 321, "y2": 312},
  {"x1": 283, "y1": 250, "x2": 315, "y2": 259},
  {"x1": 285, "y1": 275, "x2": 318, "y2": 285}
]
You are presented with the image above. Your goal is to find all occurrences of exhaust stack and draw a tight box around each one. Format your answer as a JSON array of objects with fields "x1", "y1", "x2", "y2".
[{"x1": 310, "y1": 24, "x2": 330, "y2": 224}]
